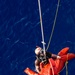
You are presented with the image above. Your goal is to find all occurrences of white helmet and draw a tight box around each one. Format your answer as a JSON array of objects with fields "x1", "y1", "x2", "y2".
[{"x1": 35, "y1": 47, "x2": 42, "y2": 55}]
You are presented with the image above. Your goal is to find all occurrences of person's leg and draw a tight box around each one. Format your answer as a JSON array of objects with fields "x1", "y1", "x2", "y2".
[
  {"x1": 56, "y1": 53, "x2": 75, "y2": 73},
  {"x1": 58, "y1": 47, "x2": 69, "y2": 56},
  {"x1": 61, "y1": 53, "x2": 75, "y2": 62}
]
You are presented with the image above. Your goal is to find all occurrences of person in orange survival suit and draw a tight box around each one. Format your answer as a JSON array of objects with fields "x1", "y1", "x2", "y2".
[{"x1": 34, "y1": 46, "x2": 61, "y2": 73}]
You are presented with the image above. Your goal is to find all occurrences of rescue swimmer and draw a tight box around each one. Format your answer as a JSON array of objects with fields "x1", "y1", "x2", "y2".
[{"x1": 35, "y1": 46, "x2": 61, "y2": 72}]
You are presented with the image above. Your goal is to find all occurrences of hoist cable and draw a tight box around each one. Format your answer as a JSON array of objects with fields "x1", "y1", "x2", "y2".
[
  {"x1": 46, "y1": 0, "x2": 60, "y2": 51},
  {"x1": 38, "y1": 0, "x2": 46, "y2": 55}
]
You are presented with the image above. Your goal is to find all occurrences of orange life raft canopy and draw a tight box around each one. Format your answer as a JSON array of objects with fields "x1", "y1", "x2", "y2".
[{"x1": 24, "y1": 47, "x2": 75, "y2": 75}]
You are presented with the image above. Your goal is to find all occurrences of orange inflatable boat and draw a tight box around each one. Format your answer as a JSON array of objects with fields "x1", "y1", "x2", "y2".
[{"x1": 24, "y1": 47, "x2": 75, "y2": 75}]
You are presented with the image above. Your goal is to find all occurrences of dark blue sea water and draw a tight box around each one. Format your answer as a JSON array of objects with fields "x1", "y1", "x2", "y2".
[{"x1": 0, "y1": 0, "x2": 75, "y2": 75}]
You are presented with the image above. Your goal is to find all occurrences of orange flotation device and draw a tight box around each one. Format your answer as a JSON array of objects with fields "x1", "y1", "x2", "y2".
[{"x1": 24, "y1": 47, "x2": 75, "y2": 75}]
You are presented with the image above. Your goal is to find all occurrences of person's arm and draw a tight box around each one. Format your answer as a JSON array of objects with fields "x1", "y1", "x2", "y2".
[
  {"x1": 35, "y1": 66, "x2": 40, "y2": 73},
  {"x1": 51, "y1": 54, "x2": 61, "y2": 59},
  {"x1": 35, "y1": 59, "x2": 41, "y2": 73}
]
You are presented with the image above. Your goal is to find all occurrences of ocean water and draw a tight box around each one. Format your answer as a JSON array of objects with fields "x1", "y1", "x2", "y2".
[{"x1": 0, "y1": 0, "x2": 75, "y2": 75}]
